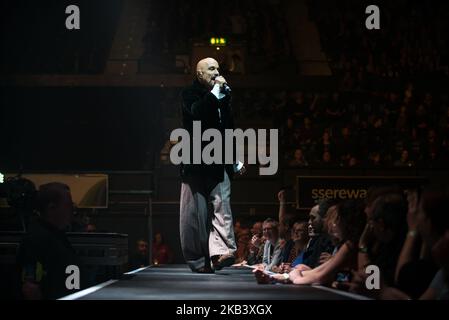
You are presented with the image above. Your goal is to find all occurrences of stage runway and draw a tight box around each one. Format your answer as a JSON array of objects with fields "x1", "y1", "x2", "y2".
[{"x1": 60, "y1": 265, "x2": 369, "y2": 300}]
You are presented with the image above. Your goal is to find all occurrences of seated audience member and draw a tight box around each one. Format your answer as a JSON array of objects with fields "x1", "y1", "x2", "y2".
[
  {"x1": 261, "y1": 218, "x2": 283, "y2": 271},
  {"x1": 394, "y1": 189, "x2": 438, "y2": 299},
  {"x1": 275, "y1": 190, "x2": 309, "y2": 272},
  {"x1": 234, "y1": 219, "x2": 244, "y2": 240},
  {"x1": 246, "y1": 221, "x2": 265, "y2": 265},
  {"x1": 17, "y1": 182, "x2": 82, "y2": 300},
  {"x1": 357, "y1": 193, "x2": 408, "y2": 287},
  {"x1": 288, "y1": 148, "x2": 309, "y2": 167},
  {"x1": 319, "y1": 204, "x2": 341, "y2": 265},
  {"x1": 255, "y1": 200, "x2": 366, "y2": 286},
  {"x1": 129, "y1": 239, "x2": 150, "y2": 269},
  {"x1": 364, "y1": 186, "x2": 403, "y2": 218},
  {"x1": 152, "y1": 232, "x2": 174, "y2": 265},
  {"x1": 402, "y1": 187, "x2": 449, "y2": 299},
  {"x1": 276, "y1": 221, "x2": 309, "y2": 273},
  {"x1": 348, "y1": 187, "x2": 449, "y2": 299},
  {"x1": 235, "y1": 228, "x2": 251, "y2": 264},
  {"x1": 394, "y1": 149, "x2": 415, "y2": 167},
  {"x1": 302, "y1": 199, "x2": 335, "y2": 268}
]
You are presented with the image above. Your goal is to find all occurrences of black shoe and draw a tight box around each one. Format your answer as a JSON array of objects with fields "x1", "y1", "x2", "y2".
[
  {"x1": 193, "y1": 266, "x2": 215, "y2": 274},
  {"x1": 212, "y1": 254, "x2": 235, "y2": 270}
]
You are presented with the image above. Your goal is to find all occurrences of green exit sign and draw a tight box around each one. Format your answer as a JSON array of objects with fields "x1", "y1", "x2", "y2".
[{"x1": 210, "y1": 37, "x2": 227, "y2": 46}]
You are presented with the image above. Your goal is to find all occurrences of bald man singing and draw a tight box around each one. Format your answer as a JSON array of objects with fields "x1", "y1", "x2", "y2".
[{"x1": 179, "y1": 58, "x2": 244, "y2": 273}]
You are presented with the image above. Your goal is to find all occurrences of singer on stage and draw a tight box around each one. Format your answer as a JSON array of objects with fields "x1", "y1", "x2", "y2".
[{"x1": 179, "y1": 57, "x2": 244, "y2": 273}]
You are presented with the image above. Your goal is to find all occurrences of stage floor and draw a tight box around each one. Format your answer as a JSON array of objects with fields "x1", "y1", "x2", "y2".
[{"x1": 60, "y1": 264, "x2": 369, "y2": 300}]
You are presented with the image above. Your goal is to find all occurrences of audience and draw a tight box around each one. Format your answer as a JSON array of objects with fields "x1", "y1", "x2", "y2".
[
  {"x1": 159, "y1": 85, "x2": 449, "y2": 170},
  {"x1": 346, "y1": 186, "x2": 449, "y2": 299},
  {"x1": 152, "y1": 232, "x2": 174, "y2": 265},
  {"x1": 141, "y1": 0, "x2": 292, "y2": 73},
  {"x1": 254, "y1": 200, "x2": 366, "y2": 285},
  {"x1": 357, "y1": 193, "x2": 408, "y2": 287},
  {"x1": 129, "y1": 239, "x2": 150, "y2": 270},
  {"x1": 247, "y1": 184, "x2": 448, "y2": 301},
  {"x1": 12, "y1": 179, "x2": 449, "y2": 300}
]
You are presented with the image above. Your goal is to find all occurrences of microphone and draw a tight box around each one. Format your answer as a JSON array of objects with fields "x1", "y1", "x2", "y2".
[{"x1": 222, "y1": 83, "x2": 232, "y2": 94}]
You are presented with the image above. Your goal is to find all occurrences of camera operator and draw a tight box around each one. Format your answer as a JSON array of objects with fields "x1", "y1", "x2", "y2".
[{"x1": 16, "y1": 182, "x2": 82, "y2": 299}]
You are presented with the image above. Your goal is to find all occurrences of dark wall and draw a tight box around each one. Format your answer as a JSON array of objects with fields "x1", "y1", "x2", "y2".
[
  {"x1": 0, "y1": 0, "x2": 123, "y2": 74},
  {"x1": 0, "y1": 87, "x2": 166, "y2": 171}
]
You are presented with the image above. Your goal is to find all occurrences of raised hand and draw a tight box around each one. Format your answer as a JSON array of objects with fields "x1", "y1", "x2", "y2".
[
  {"x1": 214, "y1": 76, "x2": 227, "y2": 88},
  {"x1": 278, "y1": 190, "x2": 286, "y2": 203},
  {"x1": 406, "y1": 190, "x2": 419, "y2": 231}
]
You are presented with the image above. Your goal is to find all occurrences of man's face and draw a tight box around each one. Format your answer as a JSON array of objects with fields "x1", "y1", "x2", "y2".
[
  {"x1": 308, "y1": 205, "x2": 322, "y2": 236},
  {"x1": 262, "y1": 222, "x2": 278, "y2": 241},
  {"x1": 197, "y1": 58, "x2": 220, "y2": 88},
  {"x1": 138, "y1": 241, "x2": 148, "y2": 255}
]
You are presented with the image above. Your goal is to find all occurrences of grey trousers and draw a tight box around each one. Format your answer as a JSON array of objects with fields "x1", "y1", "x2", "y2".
[{"x1": 179, "y1": 171, "x2": 237, "y2": 271}]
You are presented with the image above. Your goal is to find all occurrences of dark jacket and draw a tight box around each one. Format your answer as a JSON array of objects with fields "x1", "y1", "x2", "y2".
[
  {"x1": 302, "y1": 233, "x2": 335, "y2": 268},
  {"x1": 16, "y1": 218, "x2": 82, "y2": 299},
  {"x1": 180, "y1": 79, "x2": 235, "y2": 185}
]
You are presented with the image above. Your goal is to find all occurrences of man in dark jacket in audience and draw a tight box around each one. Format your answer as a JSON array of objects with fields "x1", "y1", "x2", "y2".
[{"x1": 303, "y1": 199, "x2": 335, "y2": 268}]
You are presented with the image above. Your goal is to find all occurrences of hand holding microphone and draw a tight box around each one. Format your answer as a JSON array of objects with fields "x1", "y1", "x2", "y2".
[{"x1": 213, "y1": 75, "x2": 231, "y2": 93}]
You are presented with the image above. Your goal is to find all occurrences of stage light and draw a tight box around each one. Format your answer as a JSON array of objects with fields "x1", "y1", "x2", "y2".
[{"x1": 0, "y1": 172, "x2": 3, "y2": 184}]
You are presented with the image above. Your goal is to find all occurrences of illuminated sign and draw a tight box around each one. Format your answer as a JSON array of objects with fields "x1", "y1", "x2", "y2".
[
  {"x1": 296, "y1": 176, "x2": 427, "y2": 209},
  {"x1": 209, "y1": 37, "x2": 227, "y2": 46}
]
